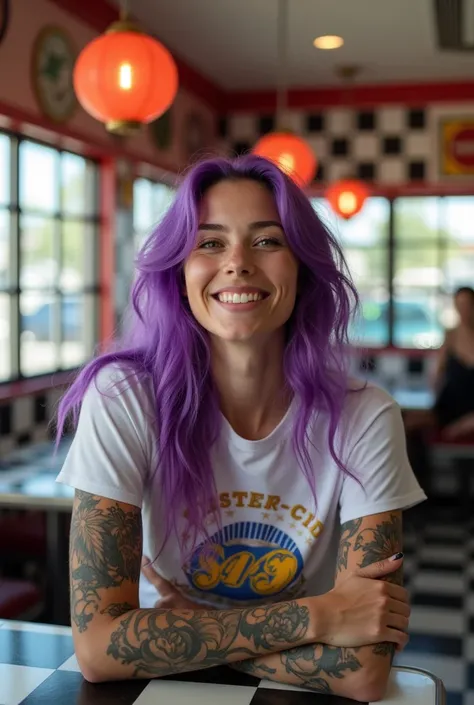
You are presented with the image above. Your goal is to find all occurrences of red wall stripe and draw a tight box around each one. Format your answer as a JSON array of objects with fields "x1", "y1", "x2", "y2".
[{"x1": 226, "y1": 81, "x2": 474, "y2": 113}]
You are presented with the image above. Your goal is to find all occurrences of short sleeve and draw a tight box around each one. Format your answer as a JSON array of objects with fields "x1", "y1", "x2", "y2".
[
  {"x1": 338, "y1": 387, "x2": 427, "y2": 524},
  {"x1": 56, "y1": 365, "x2": 153, "y2": 509}
]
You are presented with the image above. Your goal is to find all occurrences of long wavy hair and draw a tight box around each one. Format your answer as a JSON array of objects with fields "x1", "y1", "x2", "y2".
[{"x1": 57, "y1": 155, "x2": 358, "y2": 554}]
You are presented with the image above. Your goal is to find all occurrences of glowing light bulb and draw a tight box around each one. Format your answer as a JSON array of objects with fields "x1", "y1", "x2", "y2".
[
  {"x1": 339, "y1": 191, "x2": 357, "y2": 215},
  {"x1": 118, "y1": 62, "x2": 133, "y2": 90}
]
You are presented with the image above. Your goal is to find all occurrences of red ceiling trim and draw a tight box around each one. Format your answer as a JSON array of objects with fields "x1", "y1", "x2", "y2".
[
  {"x1": 226, "y1": 81, "x2": 474, "y2": 112},
  {"x1": 0, "y1": 98, "x2": 181, "y2": 173},
  {"x1": 48, "y1": 0, "x2": 226, "y2": 111}
]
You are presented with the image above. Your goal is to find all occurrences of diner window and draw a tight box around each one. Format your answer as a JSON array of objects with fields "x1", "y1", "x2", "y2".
[
  {"x1": 0, "y1": 134, "x2": 100, "y2": 382},
  {"x1": 133, "y1": 177, "x2": 175, "y2": 250},
  {"x1": 312, "y1": 197, "x2": 390, "y2": 348},
  {"x1": 313, "y1": 195, "x2": 474, "y2": 350}
]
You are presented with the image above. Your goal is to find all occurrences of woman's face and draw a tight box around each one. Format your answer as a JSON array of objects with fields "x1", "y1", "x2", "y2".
[
  {"x1": 455, "y1": 290, "x2": 474, "y2": 324},
  {"x1": 183, "y1": 179, "x2": 298, "y2": 343}
]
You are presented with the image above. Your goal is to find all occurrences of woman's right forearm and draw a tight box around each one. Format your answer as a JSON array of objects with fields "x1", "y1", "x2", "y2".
[{"x1": 78, "y1": 598, "x2": 318, "y2": 683}]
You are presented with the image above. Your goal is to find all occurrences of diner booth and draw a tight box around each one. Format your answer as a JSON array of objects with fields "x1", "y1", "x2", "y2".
[{"x1": 1, "y1": 0, "x2": 473, "y2": 702}]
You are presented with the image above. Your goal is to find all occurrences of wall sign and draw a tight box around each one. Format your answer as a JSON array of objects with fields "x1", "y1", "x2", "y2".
[
  {"x1": 440, "y1": 118, "x2": 474, "y2": 176},
  {"x1": 31, "y1": 26, "x2": 77, "y2": 123}
]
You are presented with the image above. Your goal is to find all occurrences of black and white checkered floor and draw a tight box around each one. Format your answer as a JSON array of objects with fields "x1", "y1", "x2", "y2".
[{"x1": 394, "y1": 508, "x2": 474, "y2": 705}]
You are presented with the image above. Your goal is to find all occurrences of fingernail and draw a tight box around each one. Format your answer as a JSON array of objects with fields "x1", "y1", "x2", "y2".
[{"x1": 390, "y1": 552, "x2": 404, "y2": 561}]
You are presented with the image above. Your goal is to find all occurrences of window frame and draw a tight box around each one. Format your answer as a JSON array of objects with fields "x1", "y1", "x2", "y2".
[
  {"x1": 0, "y1": 129, "x2": 101, "y2": 384},
  {"x1": 312, "y1": 192, "x2": 474, "y2": 351}
]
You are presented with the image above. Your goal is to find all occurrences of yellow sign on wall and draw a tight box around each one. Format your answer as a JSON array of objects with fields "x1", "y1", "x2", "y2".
[{"x1": 440, "y1": 119, "x2": 474, "y2": 176}]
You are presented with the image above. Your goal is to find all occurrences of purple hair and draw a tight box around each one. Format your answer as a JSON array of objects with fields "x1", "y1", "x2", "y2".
[{"x1": 57, "y1": 155, "x2": 358, "y2": 553}]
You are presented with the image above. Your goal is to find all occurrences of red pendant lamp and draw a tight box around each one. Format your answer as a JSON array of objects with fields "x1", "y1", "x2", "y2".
[
  {"x1": 73, "y1": 0, "x2": 178, "y2": 136},
  {"x1": 326, "y1": 179, "x2": 369, "y2": 220},
  {"x1": 253, "y1": 0, "x2": 317, "y2": 187}
]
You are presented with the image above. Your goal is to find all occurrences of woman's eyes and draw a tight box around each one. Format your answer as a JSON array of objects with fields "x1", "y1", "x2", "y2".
[
  {"x1": 255, "y1": 237, "x2": 283, "y2": 247},
  {"x1": 197, "y1": 236, "x2": 283, "y2": 250},
  {"x1": 198, "y1": 240, "x2": 222, "y2": 249}
]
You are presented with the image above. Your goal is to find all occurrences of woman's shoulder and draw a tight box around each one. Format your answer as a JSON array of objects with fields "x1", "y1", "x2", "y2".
[
  {"x1": 344, "y1": 378, "x2": 397, "y2": 415},
  {"x1": 82, "y1": 362, "x2": 155, "y2": 426},
  {"x1": 338, "y1": 379, "x2": 399, "y2": 438}
]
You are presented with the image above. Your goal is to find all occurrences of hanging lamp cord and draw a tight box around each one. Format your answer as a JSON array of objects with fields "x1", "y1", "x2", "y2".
[
  {"x1": 120, "y1": 0, "x2": 130, "y2": 21},
  {"x1": 276, "y1": 0, "x2": 289, "y2": 130}
]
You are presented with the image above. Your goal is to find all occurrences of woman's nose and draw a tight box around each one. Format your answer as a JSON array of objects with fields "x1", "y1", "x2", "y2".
[{"x1": 223, "y1": 246, "x2": 255, "y2": 276}]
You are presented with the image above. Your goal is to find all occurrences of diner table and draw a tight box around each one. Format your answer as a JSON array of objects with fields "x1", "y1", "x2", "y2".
[
  {"x1": 0, "y1": 440, "x2": 73, "y2": 626},
  {"x1": 0, "y1": 619, "x2": 446, "y2": 705}
]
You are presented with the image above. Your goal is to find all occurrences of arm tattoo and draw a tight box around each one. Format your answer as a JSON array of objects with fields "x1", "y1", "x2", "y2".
[
  {"x1": 107, "y1": 601, "x2": 310, "y2": 678},
  {"x1": 70, "y1": 490, "x2": 142, "y2": 633},
  {"x1": 352, "y1": 513, "x2": 403, "y2": 660},
  {"x1": 233, "y1": 646, "x2": 361, "y2": 693},
  {"x1": 336, "y1": 518, "x2": 362, "y2": 573}
]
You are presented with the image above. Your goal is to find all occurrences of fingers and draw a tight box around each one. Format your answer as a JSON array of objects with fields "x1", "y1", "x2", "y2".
[
  {"x1": 384, "y1": 628, "x2": 410, "y2": 650},
  {"x1": 395, "y1": 633, "x2": 410, "y2": 652},
  {"x1": 356, "y1": 553, "x2": 404, "y2": 579},
  {"x1": 141, "y1": 556, "x2": 174, "y2": 595},
  {"x1": 385, "y1": 583, "x2": 410, "y2": 604},
  {"x1": 387, "y1": 597, "x2": 411, "y2": 618},
  {"x1": 386, "y1": 612, "x2": 410, "y2": 633}
]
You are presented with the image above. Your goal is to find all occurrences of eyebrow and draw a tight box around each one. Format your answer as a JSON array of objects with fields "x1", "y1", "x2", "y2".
[{"x1": 197, "y1": 220, "x2": 284, "y2": 232}]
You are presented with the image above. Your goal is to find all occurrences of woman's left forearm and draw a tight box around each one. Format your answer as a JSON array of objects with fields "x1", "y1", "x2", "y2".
[{"x1": 230, "y1": 642, "x2": 392, "y2": 702}]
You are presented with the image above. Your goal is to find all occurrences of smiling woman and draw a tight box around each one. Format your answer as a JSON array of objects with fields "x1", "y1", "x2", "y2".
[
  {"x1": 183, "y1": 180, "x2": 298, "y2": 345},
  {"x1": 55, "y1": 155, "x2": 425, "y2": 697}
]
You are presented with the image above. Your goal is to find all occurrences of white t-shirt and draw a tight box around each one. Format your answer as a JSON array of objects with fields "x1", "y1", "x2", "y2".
[{"x1": 56, "y1": 365, "x2": 426, "y2": 609}]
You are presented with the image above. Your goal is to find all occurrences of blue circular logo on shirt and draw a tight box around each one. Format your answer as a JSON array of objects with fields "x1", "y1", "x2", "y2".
[{"x1": 183, "y1": 521, "x2": 304, "y2": 602}]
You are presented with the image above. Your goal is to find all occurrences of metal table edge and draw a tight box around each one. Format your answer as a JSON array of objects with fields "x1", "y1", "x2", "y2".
[{"x1": 393, "y1": 665, "x2": 446, "y2": 705}]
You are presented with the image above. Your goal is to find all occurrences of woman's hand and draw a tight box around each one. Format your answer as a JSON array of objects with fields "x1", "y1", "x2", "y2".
[
  {"x1": 319, "y1": 554, "x2": 410, "y2": 651},
  {"x1": 141, "y1": 556, "x2": 205, "y2": 610}
]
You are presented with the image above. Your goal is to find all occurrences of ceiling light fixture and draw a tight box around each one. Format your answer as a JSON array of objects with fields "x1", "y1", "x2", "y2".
[
  {"x1": 313, "y1": 35, "x2": 344, "y2": 50},
  {"x1": 253, "y1": 0, "x2": 317, "y2": 187},
  {"x1": 73, "y1": 0, "x2": 178, "y2": 136}
]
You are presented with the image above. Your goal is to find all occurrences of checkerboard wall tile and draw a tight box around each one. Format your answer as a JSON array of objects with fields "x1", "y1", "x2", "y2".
[
  {"x1": 224, "y1": 103, "x2": 474, "y2": 185},
  {"x1": 0, "y1": 386, "x2": 64, "y2": 458}
]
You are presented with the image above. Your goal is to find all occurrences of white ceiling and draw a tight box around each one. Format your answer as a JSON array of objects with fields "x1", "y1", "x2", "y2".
[{"x1": 111, "y1": 0, "x2": 474, "y2": 90}]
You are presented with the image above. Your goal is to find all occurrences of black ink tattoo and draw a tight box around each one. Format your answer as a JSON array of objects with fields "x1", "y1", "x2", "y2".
[
  {"x1": 336, "y1": 518, "x2": 362, "y2": 573},
  {"x1": 372, "y1": 642, "x2": 395, "y2": 658},
  {"x1": 100, "y1": 603, "x2": 136, "y2": 619},
  {"x1": 233, "y1": 660, "x2": 277, "y2": 676},
  {"x1": 352, "y1": 513, "x2": 403, "y2": 661},
  {"x1": 69, "y1": 491, "x2": 142, "y2": 633},
  {"x1": 107, "y1": 602, "x2": 310, "y2": 678},
  {"x1": 354, "y1": 514, "x2": 402, "y2": 570},
  {"x1": 232, "y1": 645, "x2": 362, "y2": 693}
]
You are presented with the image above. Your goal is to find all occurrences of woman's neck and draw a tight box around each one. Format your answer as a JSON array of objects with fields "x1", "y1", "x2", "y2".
[{"x1": 211, "y1": 334, "x2": 292, "y2": 440}]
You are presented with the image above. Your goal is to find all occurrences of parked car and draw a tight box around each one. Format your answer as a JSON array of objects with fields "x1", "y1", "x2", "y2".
[
  {"x1": 21, "y1": 299, "x2": 82, "y2": 342},
  {"x1": 353, "y1": 299, "x2": 443, "y2": 349}
]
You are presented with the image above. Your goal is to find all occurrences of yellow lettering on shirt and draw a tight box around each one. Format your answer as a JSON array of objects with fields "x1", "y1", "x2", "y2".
[
  {"x1": 290, "y1": 504, "x2": 306, "y2": 521},
  {"x1": 219, "y1": 492, "x2": 231, "y2": 509},
  {"x1": 232, "y1": 491, "x2": 248, "y2": 507},
  {"x1": 264, "y1": 495, "x2": 280, "y2": 511},
  {"x1": 248, "y1": 492, "x2": 265, "y2": 509}
]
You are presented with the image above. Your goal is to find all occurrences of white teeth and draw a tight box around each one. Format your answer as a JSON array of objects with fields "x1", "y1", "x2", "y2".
[{"x1": 217, "y1": 292, "x2": 263, "y2": 304}]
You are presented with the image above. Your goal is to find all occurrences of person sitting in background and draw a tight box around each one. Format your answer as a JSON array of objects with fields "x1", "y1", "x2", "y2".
[
  {"x1": 432, "y1": 286, "x2": 474, "y2": 440},
  {"x1": 55, "y1": 155, "x2": 425, "y2": 699}
]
